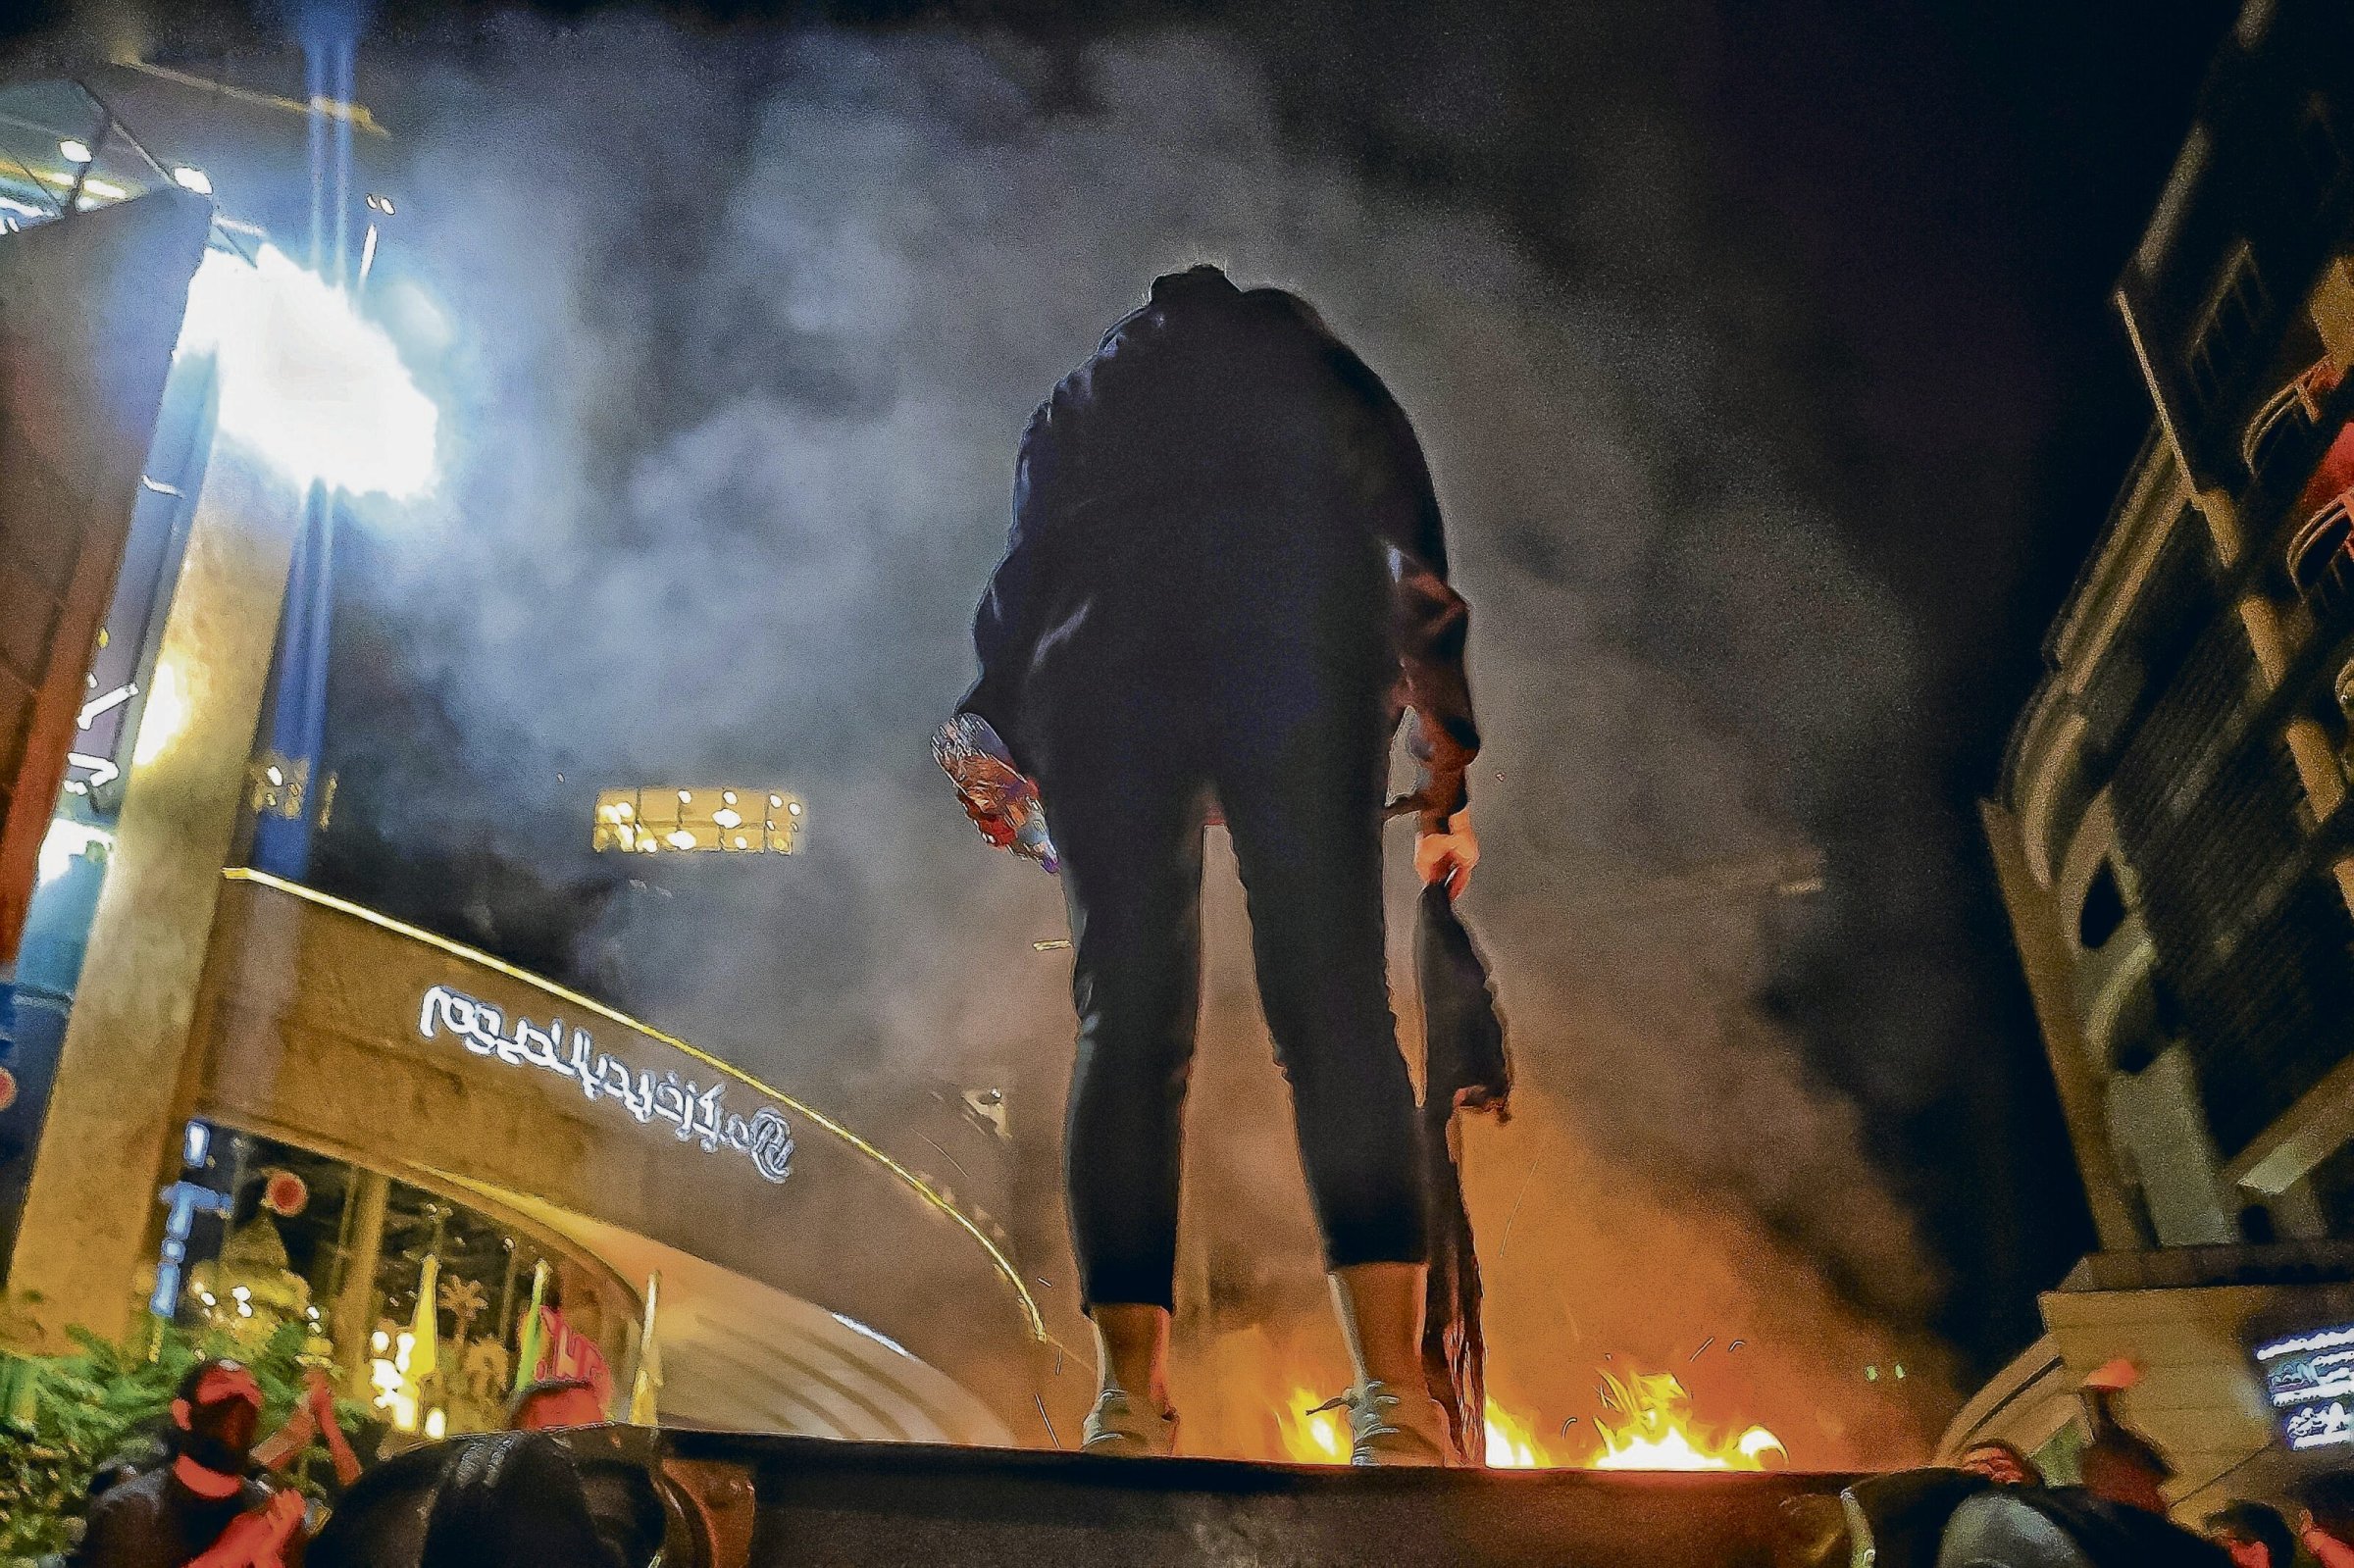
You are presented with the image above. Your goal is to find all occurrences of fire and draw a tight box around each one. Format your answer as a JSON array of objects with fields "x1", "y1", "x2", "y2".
[
  {"x1": 1273, "y1": 1369, "x2": 1784, "y2": 1471},
  {"x1": 1587, "y1": 1368, "x2": 1786, "y2": 1473},
  {"x1": 1278, "y1": 1388, "x2": 1351, "y2": 1464},
  {"x1": 1482, "y1": 1398, "x2": 1550, "y2": 1467}
]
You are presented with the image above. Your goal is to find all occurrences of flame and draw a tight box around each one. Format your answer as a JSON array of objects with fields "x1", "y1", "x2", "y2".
[
  {"x1": 1277, "y1": 1388, "x2": 1350, "y2": 1464},
  {"x1": 1272, "y1": 1366, "x2": 1783, "y2": 1472},
  {"x1": 1587, "y1": 1368, "x2": 1785, "y2": 1472},
  {"x1": 1483, "y1": 1398, "x2": 1550, "y2": 1467}
]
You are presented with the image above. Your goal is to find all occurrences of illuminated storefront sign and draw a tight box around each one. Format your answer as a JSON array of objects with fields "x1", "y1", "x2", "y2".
[
  {"x1": 2256, "y1": 1324, "x2": 2354, "y2": 1452},
  {"x1": 418, "y1": 986, "x2": 793, "y2": 1184}
]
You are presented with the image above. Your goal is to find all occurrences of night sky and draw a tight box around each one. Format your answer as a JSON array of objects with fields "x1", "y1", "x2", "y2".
[{"x1": 6, "y1": 1, "x2": 2248, "y2": 1391}]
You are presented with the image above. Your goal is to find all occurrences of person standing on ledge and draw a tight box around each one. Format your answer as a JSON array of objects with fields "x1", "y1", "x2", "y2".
[{"x1": 958, "y1": 264, "x2": 1480, "y2": 1465}]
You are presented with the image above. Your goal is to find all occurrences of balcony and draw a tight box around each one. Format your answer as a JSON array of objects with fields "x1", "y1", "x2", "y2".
[
  {"x1": 2244, "y1": 359, "x2": 2340, "y2": 493},
  {"x1": 2289, "y1": 489, "x2": 2354, "y2": 625}
]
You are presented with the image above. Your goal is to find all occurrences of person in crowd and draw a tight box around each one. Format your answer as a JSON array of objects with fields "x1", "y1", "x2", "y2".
[
  {"x1": 2296, "y1": 1469, "x2": 2354, "y2": 1568},
  {"x1": 2077, "y1": 1358, "x2": 2174, "y2": 1514},
  {"x1": 533, "y1": 1281, "x2": 614, "y2": 1411},
  {"x1": 1956, "y1": 1439, "x2": 2043, "y2": 1487},
  {"x1": 2203, "y1": 1499, "x2": 2296, "y2": 1568},
  {"x1": 70, "y1": 1358, "x2": 305, "y2": 1568},
  {"x1": 957, "y1": 264, "x2": 1480, "y2": 1466},
  {"x1": 251, "y1": 1369, "x2": 362, "y2": 1492},
  {"x1": 505, "y1": 1378, "x2": 608, "y2": 1432}
]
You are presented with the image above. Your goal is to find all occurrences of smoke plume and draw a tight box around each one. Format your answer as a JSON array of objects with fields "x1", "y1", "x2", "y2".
[{"x1": 319, "y1": 13, "x2": 1957, "y2": 1459}]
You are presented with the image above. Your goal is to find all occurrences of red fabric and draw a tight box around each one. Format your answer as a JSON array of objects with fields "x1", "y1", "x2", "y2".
[
  {"x1": 2300, "y1": 420, "x2": 2354, "y2": 517},
  {"x1": 535, "y1": 1306, "x2": 613, "y2": 1409}
]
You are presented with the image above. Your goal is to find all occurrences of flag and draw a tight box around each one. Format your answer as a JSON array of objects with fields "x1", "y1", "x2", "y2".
[
  {"x1": 628, "y1": 1272, "x2": 662, "y2": 1425},
  {"x1": 512, "y1": 1259, "x2": 549, "y2": 1395},
  {"x1": 408, "y1": 1254, "x2": 439, "y2": 1386}
]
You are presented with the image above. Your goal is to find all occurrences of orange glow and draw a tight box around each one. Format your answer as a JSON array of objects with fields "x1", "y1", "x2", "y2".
[
  {"x1": 1482, "y1": 1398, "x2": 1550, "y2": 1467},
  {"x1": 1586, "y1": 1368, "x2": 1786, "y2": 1472},
  {"x1": 1277, "y1": 1388, "x2": 1350, "y2": 1464},
  {"x1": 1272, "y1": 1371, "x2": 1780, "y2": 1471}
]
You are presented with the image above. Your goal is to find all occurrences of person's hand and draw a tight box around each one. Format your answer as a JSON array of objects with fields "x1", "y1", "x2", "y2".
[
  {"x1": 303, "y1": 1368, "x2": 336, "y2": 1421},
  {"x1": 1414, "y1": 810, "x2": 1478, "y2": 898}
]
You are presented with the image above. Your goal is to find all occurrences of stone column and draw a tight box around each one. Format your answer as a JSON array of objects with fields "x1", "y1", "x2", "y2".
[
  {"x1": 333, "y1": 1169, "x2": 390, "y2": 1400},
  {"x1": 1981, "y1": 799, "x2": 2144, "y2": 1253},
  {"x1": 3, "y1": 450, "x2": 302, "y2": 1352}
]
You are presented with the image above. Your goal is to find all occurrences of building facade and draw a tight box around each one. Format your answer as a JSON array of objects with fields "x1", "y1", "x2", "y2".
[
  {"x1": 1954, "y1": 0, "x2": 2354, "y2": 1514},
  {"x1": 0, "y1": 67, "x2": 1042, "y2": 1450}
]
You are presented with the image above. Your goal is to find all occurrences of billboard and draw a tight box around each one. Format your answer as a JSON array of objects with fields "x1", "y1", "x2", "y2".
[{"x1": 2256, "y1": 1323, "x2": 2354, "y2": 1452}]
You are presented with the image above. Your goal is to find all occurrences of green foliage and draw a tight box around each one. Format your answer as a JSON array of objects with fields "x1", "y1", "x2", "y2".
[{"x1": 0, "y1": 1318, "x2": 368, "y2": 1561}]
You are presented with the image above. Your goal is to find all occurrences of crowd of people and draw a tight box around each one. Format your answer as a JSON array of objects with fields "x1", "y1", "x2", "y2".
[
  {"x1": 1949, "y1": 1360, "x2": 2354, "y2": 1567},
  {"x1": 52, "y1": 1358, "x2": 613, "y2": 1568}
]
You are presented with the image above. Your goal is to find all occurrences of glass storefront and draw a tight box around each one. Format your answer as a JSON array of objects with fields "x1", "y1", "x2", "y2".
[{"x1": 158, "y1": 1121, "x2": 637, "y2": 1441}]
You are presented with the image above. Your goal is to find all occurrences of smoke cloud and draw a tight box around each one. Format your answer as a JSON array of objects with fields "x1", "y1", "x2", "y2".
[{"x1": 319, "y1": 13, "x2": 1954, "y2": 1459}]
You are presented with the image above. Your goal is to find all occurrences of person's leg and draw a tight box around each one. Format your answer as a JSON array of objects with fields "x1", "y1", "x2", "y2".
[
  {"x1": 1091, "y1": 1303, "x2": 1172, "y2": 1413},
  {"x1": 1034, "y1": 725, "x2": 1209, "y2": 1434},
  {"x1": 1329, "y1": 1261, "x2": 1426, "y2": 1392},
  {"x1": 1214, "y1": 694, "x2": 1438, "y2": 1454}
]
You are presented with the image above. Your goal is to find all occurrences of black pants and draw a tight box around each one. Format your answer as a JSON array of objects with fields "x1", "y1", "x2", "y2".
[{"x1": 1032, "y1": 683, "x2": 1428, "y2": 1312}]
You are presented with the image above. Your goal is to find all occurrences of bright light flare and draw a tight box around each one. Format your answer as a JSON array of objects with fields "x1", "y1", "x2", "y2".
[
  {"x1": 58, "y1": 139, "x2": 89, "y2": 165},
  {"x1": 179, "y1": 244, "x2": 437, "y2": 499},
  {"x1": 171, "y1": 165, "x2": 213, "y2": 195},
  {"x1": 36, "y1": 820, "x2": 112, "y2": 885},
  {"x1": 131, "y1": 661, "x2": 189, "y2": 766},
  {"x1": 1277, "y1": 1388, "x2": 1349, "y2": 1465}
]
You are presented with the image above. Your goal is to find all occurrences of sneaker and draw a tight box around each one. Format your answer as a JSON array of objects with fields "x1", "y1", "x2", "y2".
[
  {"x1": 1081, "y1": 1388, "x2": 1178, "y2": 1457},
  {"x1": 1310, "y1": 1382, "x2": 1452, "y2": 1467}
]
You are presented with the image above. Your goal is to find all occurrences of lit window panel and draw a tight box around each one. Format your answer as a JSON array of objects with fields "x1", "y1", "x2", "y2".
[{"x1": 592, "y1": 787, "x2": 804, "y2": 854}]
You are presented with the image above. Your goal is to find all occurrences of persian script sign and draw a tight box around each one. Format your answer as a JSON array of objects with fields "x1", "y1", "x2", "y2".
[
  {"x1": 418, "y1": 985, "x2": 793, "y2": 1185},
  {"x1": 2256, "y1": 1324, "x2": 2354, "y2": 1453}
]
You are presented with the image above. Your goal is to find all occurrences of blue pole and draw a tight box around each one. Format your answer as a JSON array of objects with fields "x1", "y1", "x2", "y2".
[{"x1": 250, "y1": 485, "x2": 334, "y2": 879}]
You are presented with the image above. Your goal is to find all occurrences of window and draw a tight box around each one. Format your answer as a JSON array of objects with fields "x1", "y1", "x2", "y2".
[{"x1": 2185, "y1": 249, "x2": 2270, "y2": 411}]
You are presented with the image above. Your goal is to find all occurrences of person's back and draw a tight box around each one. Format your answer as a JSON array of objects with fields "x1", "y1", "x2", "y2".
[
  {"x1": 972, "y1": 265, "x2": 1464, "y2": 795},
  {"x1": 71, "y1": 1463, "x2": 271, "y2": 1568},
  {"x1": 958, "y1": 264, "x2": 1481, "y2": 1467}
]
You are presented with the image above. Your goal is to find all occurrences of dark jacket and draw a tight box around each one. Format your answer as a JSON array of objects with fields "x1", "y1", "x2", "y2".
[{"x1": 962, "y1": 266, "x2": 1479, "y2": 831}]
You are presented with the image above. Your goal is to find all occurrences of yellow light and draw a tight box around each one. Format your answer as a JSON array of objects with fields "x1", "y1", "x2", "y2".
[
  {"x1": 713, "y1": 807, "x2": 742, "y2": 829},
  {"x1": 424, "y1": 1408, "x2": 447, "y2": 1439},
  {"x1": 58, "y1": 139, "x2": 90, "y2": 164},
  {"x1": 616, "y1": 802, "x2": 633, "y2": 818},
  {"x1": 132, "y1": 661, "x2": 190, "y2": 766},
  {"x1": 769, "y1": 794, "x2": 784, "y2": 808},
  {"x1": 78, "y1": 177, "x2": 126, "y2": 200},
  {"x1": 733, "y1": 835, "x2": 747, "y2": 848},
  {"x1": 722, "y1": 790, "x2": 737, "y2": 804},
  {"x1": 677, "y1": 789, "x2": 691, "y2": 803},
  {"x1": 666, "y1": 830, "x2": 694, "y2": 849},
  {"x1": 787, "y1": 801, "x2": 803, "y2": 817},
  {"x1": 370, "y1": 1329, "x2": 389, "y2": 1353}
]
